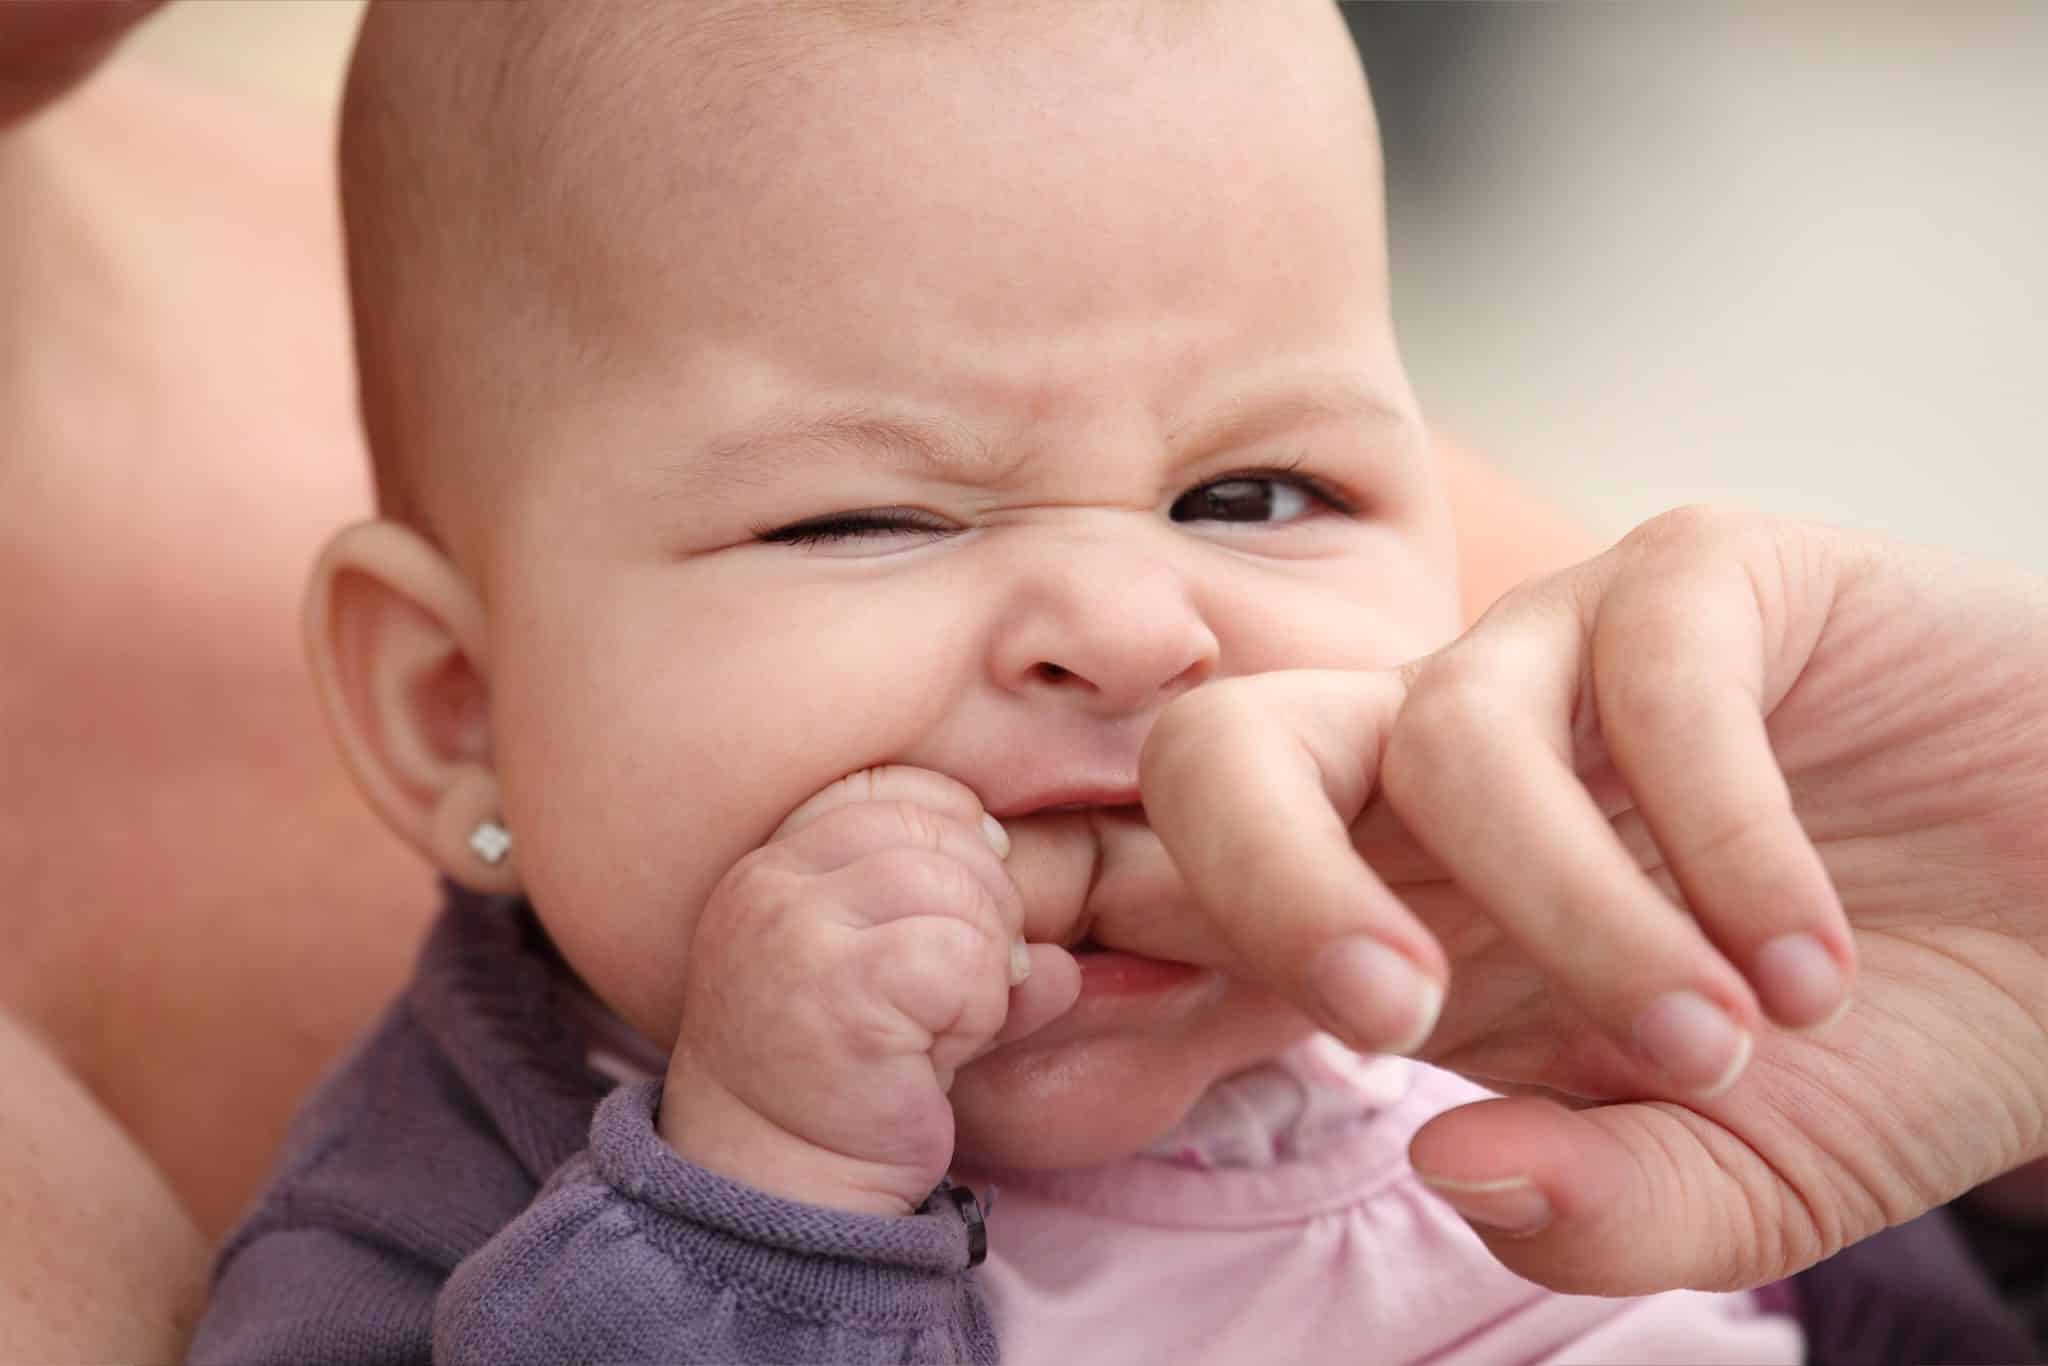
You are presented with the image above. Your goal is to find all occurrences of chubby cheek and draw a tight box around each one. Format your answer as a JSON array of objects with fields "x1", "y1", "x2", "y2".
[{"x1": 486, "y1": 570, "x2": 973, "y2": 1038}]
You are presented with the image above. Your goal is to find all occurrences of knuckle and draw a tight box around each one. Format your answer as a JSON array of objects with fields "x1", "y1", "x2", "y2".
[
  {"x1": 1621, "y1": 504, "x2": 1761, "y2": 561},
  {"x1": 857, "y1": 765, "x2": 978, "y2": 812},
  {"x1": 1142, "y1": 679, "x2": 1263, "y2": 786},
  {"x1": 1383, "y1": 664, "x2": 1507, "y2": 798},
  {"x1": 885, "y1": 799, "x2": 952, "y2": 853},
  {"x1": 867, "y1": 846, "x2": 991, "y2": 920},
  {"x1": 711, "y1": 850, "x2": 800, "y2": 919},
  {"x1": 1676, "y1": 801, "x2": 1793, "y2": 874},
  {"x1": 897, "y1": 918, "x2": 995, "y2": 989}
]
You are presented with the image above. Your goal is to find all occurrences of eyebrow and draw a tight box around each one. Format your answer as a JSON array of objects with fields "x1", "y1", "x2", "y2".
[
  {"x1": 1166, "y1": 383, "x2": 1410, "y2": 458},
  {"x1": 665, "y1": 408, "x2": 1009, "y2": 501},
  {"x1": 663, "y1": 380, "x2": 1408, "y2": 501}
]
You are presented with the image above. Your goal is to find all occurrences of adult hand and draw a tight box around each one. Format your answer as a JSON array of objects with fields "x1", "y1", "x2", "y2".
[{"x1": 1140, "y1": 507, "x2": 2048, "y2": 1295}]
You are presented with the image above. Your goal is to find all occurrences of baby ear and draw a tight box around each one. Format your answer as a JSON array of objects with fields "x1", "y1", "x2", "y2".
[{"x1": 304, "y1": 520, "x2": 520, "y2": 894}]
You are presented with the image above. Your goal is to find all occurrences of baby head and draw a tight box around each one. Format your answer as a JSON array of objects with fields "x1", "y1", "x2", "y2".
[{"x1": 315, "y1": 0, "x2": 1460, "y2": 1170}]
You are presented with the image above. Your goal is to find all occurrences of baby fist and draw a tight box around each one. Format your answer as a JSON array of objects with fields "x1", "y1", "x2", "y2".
[{"x1": 659, "y1": 767, "x2": 1074, "y2": 1214}]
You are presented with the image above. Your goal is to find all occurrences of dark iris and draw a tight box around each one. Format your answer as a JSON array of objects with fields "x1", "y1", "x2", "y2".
[{"x1": 1171, "y1": 478, "x2": 1279, "y2": 523}]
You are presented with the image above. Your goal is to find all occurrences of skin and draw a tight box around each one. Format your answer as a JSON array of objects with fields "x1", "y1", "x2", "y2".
[
  {"x1": 0, "y1": 3, "x2": 1580, "y2": 1326},
  {"x1": 1143, "y1": 512, "x2": 2048, "y2": 1291},
  {"x1": 0, "y1": 47, "x2": 434, "y2": 1245},
  {"x1": 314, "y1": 0, "x2": 1853, "y2": 1224},
  {"x1": 0, "y1": 1010, "x2": 207, "y2": 1364},
  {"x1": 20, "y1": 0, "x2": 2042, "y2": 1353},
  {"x1": 322, "y1": 0, "x2": 1466, "y2": 1201}
]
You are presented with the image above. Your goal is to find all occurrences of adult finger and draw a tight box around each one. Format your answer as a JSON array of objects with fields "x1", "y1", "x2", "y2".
[
  {"x1": 1140, "y1": 670, "x2": 1447, "y2": 1055},
  {"x1": 1383, "y1": 605, "x2": 1765, "y2": 1097},
  {"x1": 1592, "y1": 524, "x2": 1853, "y2": 1028}
]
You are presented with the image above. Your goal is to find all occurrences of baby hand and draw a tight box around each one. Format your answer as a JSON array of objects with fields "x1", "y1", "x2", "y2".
[{"x1": 659, "y1": 767, "x2": 1080, "y2": 1215}]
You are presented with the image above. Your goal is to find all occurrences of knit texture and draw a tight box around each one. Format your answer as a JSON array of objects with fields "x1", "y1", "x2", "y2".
[{"x1": 191, "y1": 888, "x2": 994, "y2": 1365}]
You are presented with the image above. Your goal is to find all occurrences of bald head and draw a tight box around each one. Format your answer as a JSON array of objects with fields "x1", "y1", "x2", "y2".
[{"x1": 339, "y1": 0, "x2": 1380, "y2": 548}]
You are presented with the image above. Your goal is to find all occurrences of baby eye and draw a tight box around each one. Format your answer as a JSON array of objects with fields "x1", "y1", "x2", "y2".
[
  {"x1": 754, "y1": 508, "x2": 954, "y2": 547},
  {"x1": 1169, "y1": 472, "x2": 1344, "y2": 525}
]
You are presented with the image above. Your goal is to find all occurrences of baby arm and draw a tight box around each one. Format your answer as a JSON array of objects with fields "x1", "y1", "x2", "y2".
[
  {"x1": 199, "y1": 1082, "x2": 1000, "y2": 1366},
  {"x1": 434, "y1": 1084, "x2": 1001, "y2": 1364},
  {"x1": 199, "y1": 762, "x2": 1081, "y2": 1366},
  {"x1": 435, "y1": 770, "x2": 1080, "y2": 1363}
]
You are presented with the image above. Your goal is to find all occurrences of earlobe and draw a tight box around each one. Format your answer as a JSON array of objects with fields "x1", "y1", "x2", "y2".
[{"x1": 303, "y1": 520, "x2": 520, "y2": 893}]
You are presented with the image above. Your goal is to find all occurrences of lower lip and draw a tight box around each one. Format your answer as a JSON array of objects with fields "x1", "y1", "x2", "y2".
[{"x1": 1074, "y1": 949, "x2": 1206, "y2": 996}]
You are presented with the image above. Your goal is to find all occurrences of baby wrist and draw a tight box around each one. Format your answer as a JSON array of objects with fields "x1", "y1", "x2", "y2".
[{"x1": 656, "y1": 1068, "x2": 921, "y2": 1217}]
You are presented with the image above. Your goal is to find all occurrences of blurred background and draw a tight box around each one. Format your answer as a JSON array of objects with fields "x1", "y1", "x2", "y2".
[{"x1": 125, "y1": 0, "x2": 2048, "y2": 569}]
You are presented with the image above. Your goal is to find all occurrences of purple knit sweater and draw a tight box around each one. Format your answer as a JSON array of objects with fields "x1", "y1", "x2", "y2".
[{"x1": 190, "y1": 889, "x2": 996, "y2": 1364}]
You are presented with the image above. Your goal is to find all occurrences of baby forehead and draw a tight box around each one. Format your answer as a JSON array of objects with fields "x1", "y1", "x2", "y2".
[{"x1": 483, "y1": 0, "x2": 1207, "y2": 115}]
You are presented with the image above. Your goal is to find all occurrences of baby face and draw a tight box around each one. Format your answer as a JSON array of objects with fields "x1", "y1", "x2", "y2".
[{"x1": 472, "y1": 1, "x2": 1460, "y2": 1168}]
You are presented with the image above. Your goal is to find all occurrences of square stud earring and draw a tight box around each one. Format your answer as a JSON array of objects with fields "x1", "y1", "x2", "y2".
[{"x1": 470, "y1": 820, "x2": 512, "y2": 867}]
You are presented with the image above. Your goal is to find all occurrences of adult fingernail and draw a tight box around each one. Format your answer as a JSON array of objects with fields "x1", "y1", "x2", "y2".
[
  {"x1": 981, "y1": 813, "x2": 1012, "y2": 859},
  {"x1": 1811, "y1": 994, "x2": 1854, "y2": 1035},
  {"x1": 1420, "y1": 1174, "x2": 1553, "y2": 1236},
  {"x1": 1309, "y1": 936, "x2": 1442, "y2": 1055},
  {"x1": 1753, "y1": 933, "x2": 1845, "y2": 1028},
  {"x1": 1009, "y1": 939, "x2": 1033, "y2": 985},
  {"x1": 1635, "y1": 990, "x2": 1752, "y2": 1097}
]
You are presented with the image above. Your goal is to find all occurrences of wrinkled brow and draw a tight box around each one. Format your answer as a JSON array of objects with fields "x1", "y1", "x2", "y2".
[
  {"x1": 667, "y1": 408, "x2": 1012, "y2": 498},
  {"x1": 661, "y1": 381, "x2": 1409, "y2": 500}
]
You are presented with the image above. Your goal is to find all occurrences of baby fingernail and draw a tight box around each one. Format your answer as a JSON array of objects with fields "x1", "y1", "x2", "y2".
[
  {"x1": 1309, "y1": 936, "x2": 1442, "y2": 1055},
  {"x1": 1421, "y1": 1174, "x2": 1553, "y2": 1237},
  {"x1": 1635, "y1": 990, "x2": 1752, "y2": 1097},
  {"x1": 1009, "y1": 939, "x2": 1033, "y2": 985},
  {"x1": 1753, "y1": 933, "x2": 1845, "y2": 1028},
  {"x1": 981, "y1": 813, "x2": 1012, "y2": 859}
]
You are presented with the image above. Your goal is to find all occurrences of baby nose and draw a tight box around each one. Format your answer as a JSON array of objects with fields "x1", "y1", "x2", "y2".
[{"x1": 991, "y1": 545, "x2": 1219, "y2": 715}]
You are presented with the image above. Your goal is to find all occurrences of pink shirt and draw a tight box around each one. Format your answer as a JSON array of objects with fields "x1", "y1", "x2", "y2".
[{"x1": 970, "y1": 1056, "x2": 1803, "y2": 1365}]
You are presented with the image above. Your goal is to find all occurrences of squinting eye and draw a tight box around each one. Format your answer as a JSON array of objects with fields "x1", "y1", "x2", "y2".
[
  {"x1": 755, "y1": 509, "x2": 954, "y2": 546},
  {"x1": 1170, "y1": 475, "x2": 1331, "y2": 525}
]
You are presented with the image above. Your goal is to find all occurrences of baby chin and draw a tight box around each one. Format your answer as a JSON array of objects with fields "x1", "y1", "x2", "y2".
[{"x1": 948, "y1": 977, "x2": 1314, "y2": 1171}]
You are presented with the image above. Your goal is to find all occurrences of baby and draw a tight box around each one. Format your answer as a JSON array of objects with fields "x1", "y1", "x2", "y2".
[{"x1": 191, "y1": 2, "x2": 1887, "y2": 1361}]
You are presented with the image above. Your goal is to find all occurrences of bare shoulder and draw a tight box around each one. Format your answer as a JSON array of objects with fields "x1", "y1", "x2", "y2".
[
  {"x1": 1439, "y1": 431, "x2": 1600, "y2": 623},
  {"x1": 0, "y1": 57, "x2": 432, "y2": 1240}
]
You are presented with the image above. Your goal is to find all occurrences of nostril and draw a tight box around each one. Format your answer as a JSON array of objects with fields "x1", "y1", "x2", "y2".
[{"x1": 1034, "y1": 662, "x2": 1072, "y2": 683}]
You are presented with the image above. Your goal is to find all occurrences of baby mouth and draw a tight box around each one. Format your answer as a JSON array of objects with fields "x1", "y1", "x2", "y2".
[{"x1": 998, "y1": 798, "x2": 1171, "y2": 958}]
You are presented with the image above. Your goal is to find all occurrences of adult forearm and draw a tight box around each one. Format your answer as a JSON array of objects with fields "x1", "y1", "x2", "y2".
[{"x1": 0, "y1": 1008, "x2": 207, "y2": 1363}]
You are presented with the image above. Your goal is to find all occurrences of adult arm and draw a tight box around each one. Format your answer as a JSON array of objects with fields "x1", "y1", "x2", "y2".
[
  {"x1": 0, "y1": 3, "x2": 434, "y2": 1246},
  {"x1": 0, "y1": 1011, "x2": 207, "y2": 1363}
]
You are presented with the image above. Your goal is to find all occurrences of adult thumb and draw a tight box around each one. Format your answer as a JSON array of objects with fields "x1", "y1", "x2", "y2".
[{"x1": 1406, "y1": 1094, "x2": 1817, "y2": 1296}]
